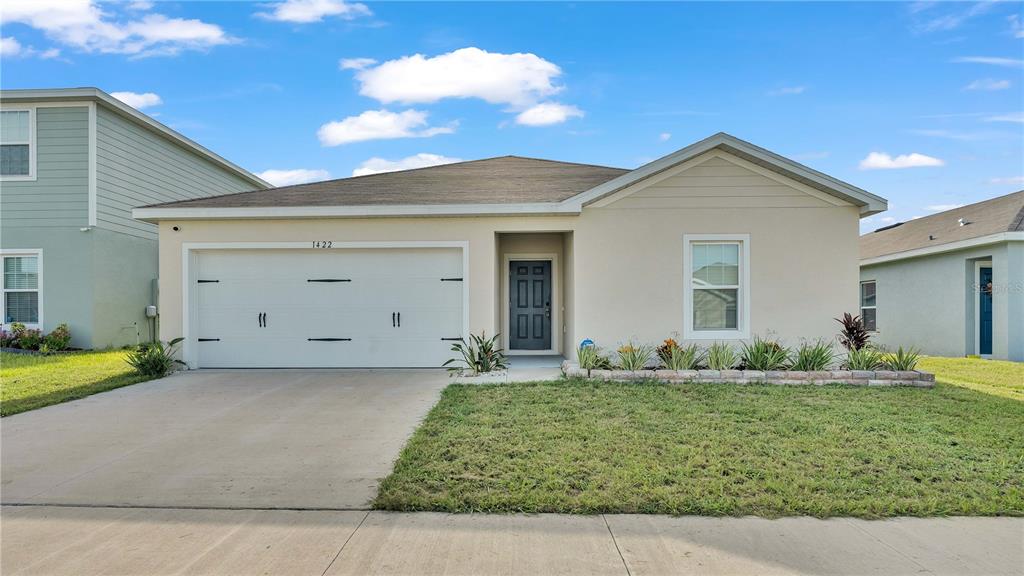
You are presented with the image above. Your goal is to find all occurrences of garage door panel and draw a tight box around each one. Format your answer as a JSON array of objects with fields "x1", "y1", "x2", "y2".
[{"x1": 193, "y1": 247, "x2": 464, "y2": 368}]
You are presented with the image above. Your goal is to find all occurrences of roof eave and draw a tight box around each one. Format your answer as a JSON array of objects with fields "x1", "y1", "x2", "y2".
[
  {"x1": 132, "y1": 202, "x2": 582, "y2": 223},
  {"x1": 860, "y1": 231, "x2": 1024, "y2": 266},
  {"x1": 0, "y1": 87, "x2": 270, "y2": 190}
]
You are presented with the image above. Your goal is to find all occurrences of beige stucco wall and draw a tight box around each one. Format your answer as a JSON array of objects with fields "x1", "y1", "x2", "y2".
[{"x1": 155, "y1": 151, "x2": 862, "y2": 361}]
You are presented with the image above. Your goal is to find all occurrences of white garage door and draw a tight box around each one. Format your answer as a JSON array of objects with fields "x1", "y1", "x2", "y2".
[{"x1": 191, "y1": 247, "x2": 464, "y2": 368}]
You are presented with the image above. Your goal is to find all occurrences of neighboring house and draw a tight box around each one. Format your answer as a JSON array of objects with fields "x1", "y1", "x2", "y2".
[
  {"x1": 1, "y1": 88, "x2": 267, "y2": 349},
  {"x1": 133, "y1": 132, "x2": 887, "y2": 369},
  {"x1": 860, "y1": 192, "x2": 1024, "y2": 362}
]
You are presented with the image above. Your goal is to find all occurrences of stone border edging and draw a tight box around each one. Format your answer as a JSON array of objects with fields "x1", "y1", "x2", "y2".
[{"x1": 561, "y1": 361, "x2": 935, "y2": 387}]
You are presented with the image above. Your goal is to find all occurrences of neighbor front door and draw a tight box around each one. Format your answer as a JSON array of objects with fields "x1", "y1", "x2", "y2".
[
  {"x1": 979, "y1": 266, "x2": 993, "y2": 356},
  {"x1": 509, "y1": 261, "x2": 551, "y2": 350}
]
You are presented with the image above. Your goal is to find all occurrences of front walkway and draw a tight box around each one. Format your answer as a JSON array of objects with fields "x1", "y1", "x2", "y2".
[{"x1": 2, "y1": 507, "x2": 1020, "y2": 575}]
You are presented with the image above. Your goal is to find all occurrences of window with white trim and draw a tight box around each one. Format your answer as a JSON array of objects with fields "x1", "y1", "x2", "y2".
[
  {"x1": 684, "y1": 235, "x2": 750, "y2": 339},
  {"x1": 3, "y1": 255, "x2": 40, "y2": 325},
  {"x1": 860, "y1": 280, "x2": 876, "y2": 331},
  {"x1": 1, "y1": 110, "x2": 33, "y2": 177}
]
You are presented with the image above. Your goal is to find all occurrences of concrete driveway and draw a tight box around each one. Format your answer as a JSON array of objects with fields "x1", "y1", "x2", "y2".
[{"x1": 0, "y1": 370, "x2": 449, "y2": 509}]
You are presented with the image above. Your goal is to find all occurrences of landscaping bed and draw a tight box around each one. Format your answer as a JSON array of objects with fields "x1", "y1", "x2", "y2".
[
  {"x1": 375, "y1": 378, "x2": 1024, "y2": 517},
  {"x1": 563, "y1": 362, "x2": 934, "y2": 387},
  {"x1": 1, "y1": 350, "x2": 152, "y2": 417}
]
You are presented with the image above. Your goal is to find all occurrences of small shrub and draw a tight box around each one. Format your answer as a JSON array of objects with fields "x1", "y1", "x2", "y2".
[
  {"x1": 835, "y1": 312, "x2": 870, "y2": 351},
  {"x1": 617, "y1": 342, "x2": 655, "y2": 371},
  {"x1": 883, "y1": 346, "x2": 920, "y2": 371},
  {"x1": 443, "y1": 332, "x2": 507, "y2": 375},
  {"x1": 844, "y1": 346, "x2": 884, "y2": 370},
  {"x1": 16, "y1": 328, "x2": 43, "y2": 351},
  {"x1": 791, "y1": 340, "x2": 837, "y2": 371},
  {"x1": 126, "y1": 338, "x2": 185, "y2": 378},
  {"x1": 705, "y1": 342, "x2": 739, "y2": 370},
  {"x1": 577, "y1": 343, "x2": 612, "y2": 371},
  {"x1": 43, "y1": 323, "x2": 72, "y2": 351},
  {"x1": 661, "y1": 342, "x2": 704, "y2": 370},
  {"x1": 740, "y1": 336, "x2": 791, "y2": 371},
  {"x1": 0, "y1": 327, "x2": 12, "y2": 347},
  {"x1": 8, "y1": 322, "x2": 26, "y2": 339}
]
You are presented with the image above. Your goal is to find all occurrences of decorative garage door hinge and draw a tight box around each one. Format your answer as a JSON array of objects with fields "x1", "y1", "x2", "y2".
[
  {"x1": 440, "y1": 277, "x2": 463, "y2": 282},
  {"x1": 197, "y1": 279, "x2": 219, "y2": 283},
  {"x1": 307, "y1": 338, "x2": 353, "y2": 341},
  {"x1": 441, "y1": 337, "x2": 463, "y2": 341},
  {"x1": 198, "y1": 338, "x2": 220, "y2": 342},
  {"x1": 307, "y1": 279, "x2": 352, "y2": 282}
]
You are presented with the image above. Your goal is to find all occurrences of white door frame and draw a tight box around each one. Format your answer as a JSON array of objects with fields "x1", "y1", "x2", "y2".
[
  {"x1": 181, "y1": 241, "x2": 470, "y2": 369},
  {"x1": 502, "y1": 253, "x2": 560, "y2": 356},
  {"x1": 974, "y1": 260, "x2": 992, "y2": 358}
]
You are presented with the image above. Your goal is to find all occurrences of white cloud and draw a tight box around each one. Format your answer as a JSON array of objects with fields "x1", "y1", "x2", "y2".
[
  {"x1": 317, "y1": 109, "x2": 455, "y2": 146},
  {"x1": 964, "y1": 78, "x2": 1010, "y2": 91},
  {"x1": 354, "y1": 47, "x2": 564, "y2": 107},
  {"x1": 514, "y1": 102, "x2": 583, "y2": 126},
  {"x1": 256, "y1": 0, "x2": 371, "y2": 23},
  {"x1": 911, "y1": 1, "x2": 994, "y2": 34},
  {"x1": 926, "y1": 203, "x2": 964, "y2": 212},
  {"x1": 1009, "y1": 14, "x2": 1024, "y2": 38},
  {"x1": 127, "y1": 1, "x2": 154, "y2": 10},
  {"x1": 984, "y1": 112, "x2": 1024, "y2": 123},
  {"x1": 339, "y1": 57, "x2": 376, "y2": 70},
  {"x1": 859, "y1": 152, "x2": 945, "y2": 170},
  {"x1": 352, "y1": 153, "x2": 463, "y2": 177},
  {"x1": 989, "y1": 176, "x2": 1024, "y2": 185},
  {"x1": 0, "y1": 0, "x2": 234, "y2": 57},
  {"x1": 952, "y1": 56, "x2": 1024, "y2": 68},
  {"x1": 110, "y1": 91, "x2": 162, "y2": 109},
  {"x1": 659, "y1": 132, "x2": 672, "y2": 142},
  {"x1": 257, "y1": 168, "x2": 330, "y2": 187},
  {"x1": 767, "y1": 85, "x2": 806, "y2": 96},
  {"x1": 1, "y1": 37, "x2": 22, "y2": 56}
]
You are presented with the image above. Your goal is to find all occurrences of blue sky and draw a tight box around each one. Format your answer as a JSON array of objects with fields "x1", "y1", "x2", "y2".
[{"x1": 2, "y1": 1, "x2": 1022, "y2": 231}]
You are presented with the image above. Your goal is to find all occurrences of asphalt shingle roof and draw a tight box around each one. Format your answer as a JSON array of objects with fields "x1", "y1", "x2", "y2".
[
  {"x1": 860, "y1": 190, "x2": 1024, "y2": 260},
  {"x1": 143, "y1": 156, "x2": 629, "y2": 209}
]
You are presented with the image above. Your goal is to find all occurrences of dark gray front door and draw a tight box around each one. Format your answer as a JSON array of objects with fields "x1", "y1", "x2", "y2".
[{"x1": 509, "y1": 261, "x2": 551, "y2": 350}]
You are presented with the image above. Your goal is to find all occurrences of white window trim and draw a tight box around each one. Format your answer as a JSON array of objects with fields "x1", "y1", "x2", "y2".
[
  {"x1": 860, "y1": 280, "x2": 877, "y2": 333},
  {"x1": 1, "y1": 249, "x2": 43, "y2": 330},
  {"x1": 0, "y1": 107, "x2": 37, "y2": 181},
  {"x1": 683, "y1": 234, "x2": 751, "y2": 340}
]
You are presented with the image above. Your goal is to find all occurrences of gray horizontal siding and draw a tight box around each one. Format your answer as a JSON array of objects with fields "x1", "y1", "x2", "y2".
[
  {"x1": 1, "y1": 106, "x2": 89, "y2": 229},
  {"x1": 95, "y1": 107, "x2": 256, "y2": 239}
]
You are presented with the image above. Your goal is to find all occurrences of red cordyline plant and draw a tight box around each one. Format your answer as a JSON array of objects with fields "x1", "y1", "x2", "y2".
[{"x1": 835, "y1": 313, "x2": 870, "y2": 351}]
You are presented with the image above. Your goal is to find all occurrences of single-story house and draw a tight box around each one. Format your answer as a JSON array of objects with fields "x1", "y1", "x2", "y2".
[
  {"x1": 0, "y1": 88, "x2": 268, "y2": 348},
  {"x1": 133, "y1": 132, "x2": 887, "y2": 368},
  {"x1": 860, "y1": 191, "x2": 1023, "y2": 361}
]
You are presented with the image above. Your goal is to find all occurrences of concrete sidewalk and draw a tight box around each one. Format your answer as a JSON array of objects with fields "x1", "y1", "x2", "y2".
[{"x1": 2, "y1": 507, "x2": 1020, "y2": 575}]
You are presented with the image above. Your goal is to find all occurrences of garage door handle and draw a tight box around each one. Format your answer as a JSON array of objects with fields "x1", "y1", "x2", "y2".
[
  {"x1": 397, "y1": 312, "x2": 400, "y2": 327},
  {"x1": 392, "y1": 312, "x2": 396, "y2": 327},
  {"x1": 441, "y1": 337, "x2": 462, "y2": 341},
  {"x1": 307, "y1": 278, "x2": 351, "y2": 283}
]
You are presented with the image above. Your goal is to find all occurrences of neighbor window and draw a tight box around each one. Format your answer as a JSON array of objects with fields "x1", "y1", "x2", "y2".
[
  {"x1": 1, "y1": 109, "x2": 33, "y2": 178},
  {"x1": 3, "y1": 255, "x2": 40, "y2": 325},
  {"x1": 684, "y1": 235, "x2": 750, "y2": 339},
  {"x1": 860, "y1": 281, "x2": 876, "y2": 331}
]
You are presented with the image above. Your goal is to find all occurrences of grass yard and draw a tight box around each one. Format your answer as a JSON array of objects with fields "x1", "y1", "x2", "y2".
[
  {"x1": 918, "y1": 356, "x2": 1023, "y2": 401},
  {"x1": 1, "y1": 350, "x2": 150, "y2": 417},
  {"x1": 376, "y1": 376, "x2": 1024, "y2": 518}
]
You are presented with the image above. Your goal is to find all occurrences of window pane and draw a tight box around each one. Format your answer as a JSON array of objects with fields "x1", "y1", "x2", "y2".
[
  {"x1": 1, "y1": 144, "x2": 30, "y2": 176},
  {"x1": 861, "y1": 282, "x2": 876, "y2": 307},
  {"x1": 5, "y1": 292, "x2": 38, "y2": 323},
  {"x1": 1, "y1": 111, "x2": 30, "y2": 142},
  {"x1": 4, "y1": 256, "x2": 38, "y2": 289},
  {"x1": 694, "y1": 288, "x2": 738, "y2": 330},
  {"x1": 692, "y1": 244, "x2": 711, "y2": 285},
  {"x1": 861, "y1": 307, "x2": 876, "y2": 331},
  {"x1": 721, "y1": 244, "x2": 739, "y2": 285}
]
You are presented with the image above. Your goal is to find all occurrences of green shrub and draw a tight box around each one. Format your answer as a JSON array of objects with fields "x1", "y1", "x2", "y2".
[
  {"x1": 740, "y1": 336, "x2": 791, "y2": 371},
  {"x1": 660, "y1": 341, "x2": 704, "y2": 370},
  {"x1": 125, "y1": 338, "x2": 185, "y2": 378},
  {"x1": 791, "y1": 340, "x2": 837, "y2": 371},
  {"x1": 443, "y1": 332, "x2": 507, "y2": 375},
  {"x1": 617, "y1": 342, "x2": 655, "y2": 371},
  {"x1": 844, "y1": 346, "x2": 885, "y2": 370},
  {"x1": 883, "y1": 346, "x2": 920, "y2": 371},
  {"x1": 43, "y1": 323, "x2": 72, "y2": 351},
  {"x1": 705, "y1": 342, "x2": 739, "y2": 370},
  {"x1": 16, "y1": 328, "x2": 43, "y2": 351},
  {"x1": 577, "y1": 343, "x2": 612, "y2": 371}
]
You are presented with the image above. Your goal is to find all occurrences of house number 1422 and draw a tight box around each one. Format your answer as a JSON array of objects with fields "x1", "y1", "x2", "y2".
[{"x1": 313, "y1": 241, "x2": 332, "y2": 248}]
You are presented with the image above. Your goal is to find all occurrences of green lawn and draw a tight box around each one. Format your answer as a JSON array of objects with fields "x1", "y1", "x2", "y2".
[
  {"x1": 376, "y1": 374, "x2": 1024, "y2": 518},
  {"x1": 918, "y1": 356, "x2": 1023, "y2": 401},
  {"x1": 1, "y1": 350, "x2": 150, "y2": 417}
]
